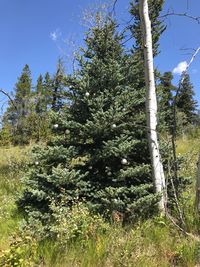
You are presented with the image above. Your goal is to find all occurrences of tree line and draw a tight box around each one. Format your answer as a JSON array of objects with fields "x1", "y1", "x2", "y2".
[
  {"x1": 0, "y1": 64, "x2": 197, "y2": 146},
  {"x1": 0, "y1": 59, "x2": 66, "y2": 145}
]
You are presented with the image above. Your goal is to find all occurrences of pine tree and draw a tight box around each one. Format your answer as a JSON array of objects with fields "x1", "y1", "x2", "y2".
[
  {"x1": 51, "y1": 59, "x2": 66, "y2": 112},
  {"x1": 34, "y1": 74, "x2": 50, "y2": 141},
  {"x1": 4, "y1": 64, "x2": 33, "y2": 144},
  {"x1": 19, "y1": 17, "x2": 157, "y2": 223},
  {"x1": 176, "y1": 72, "x2": 197, "y2": 125},
  {"x1": 158, "y1": 71, "x2": 175, "y2": 132},
  {"x1": 43, "y1": 72, "x2": 52, "y2": 109},
  {"x1": 36, "y1": 75, "x2": 46, "y2": 114}
]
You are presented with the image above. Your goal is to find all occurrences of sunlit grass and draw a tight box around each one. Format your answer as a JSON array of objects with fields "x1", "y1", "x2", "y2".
[
  {"x1": 0, "y1": 146, "x2": 31, "y2": 253},
  {"x1": 1, "y1": 130, "x2": 200, "y2": 266}
]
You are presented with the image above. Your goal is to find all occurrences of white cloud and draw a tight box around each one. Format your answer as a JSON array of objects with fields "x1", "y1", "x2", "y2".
[
  {"x1": 173, "y1": 61, "x2": 188, "y2": 75},
  {"x1": 50, "y1": 29, "x2": 61, "y2": 42}
]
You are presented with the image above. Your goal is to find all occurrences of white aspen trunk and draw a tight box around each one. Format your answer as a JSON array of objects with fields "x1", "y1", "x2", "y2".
[{"x1": 139, "y1": 0, "x2": 166, "y2": 214}]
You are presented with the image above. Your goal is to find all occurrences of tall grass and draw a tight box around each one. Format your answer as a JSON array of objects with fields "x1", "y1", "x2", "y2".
[
  {"x1": 1, "y1": 133, "x2": 200, "y2": 266},
  {"x1": 0, "y1": 146, "x2": 31, "y2": 252},
  {"x1": 34, "y1": 219, "x2": 200, "y2": 267}
]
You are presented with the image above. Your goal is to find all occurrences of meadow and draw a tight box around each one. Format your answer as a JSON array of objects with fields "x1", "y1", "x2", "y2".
[{"x1": 0, "y1": 133, "x2": 200, "y2": 267}]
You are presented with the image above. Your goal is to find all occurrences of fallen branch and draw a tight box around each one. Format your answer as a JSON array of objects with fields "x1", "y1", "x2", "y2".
[{"x1": 166, "y1": 210, "x2": 200, "y2": 241}]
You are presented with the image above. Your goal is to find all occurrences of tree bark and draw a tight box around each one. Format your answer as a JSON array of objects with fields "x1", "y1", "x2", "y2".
[{"x1": 139, "y1": 0, "x2": 166, "y2": 214}]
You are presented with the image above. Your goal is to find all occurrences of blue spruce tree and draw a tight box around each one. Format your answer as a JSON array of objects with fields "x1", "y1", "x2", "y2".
[{"x1": 19, "y1": 17, "x2": 157, "y2": 223}]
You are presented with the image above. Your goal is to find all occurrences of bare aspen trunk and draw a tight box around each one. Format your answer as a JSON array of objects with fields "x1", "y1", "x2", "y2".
[
  {"x1": 139, "y1": 0, "x2": 166, "y2": 214},
  {"x1": 196, "y1": 154, "x2": 200, "y2": 213}
]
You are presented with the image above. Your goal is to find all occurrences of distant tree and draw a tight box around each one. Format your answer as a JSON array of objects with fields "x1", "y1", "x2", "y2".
[
  {"x1": 36, "y1": 75, "x2": 46, "y2": 114},
  {"x1": 158, "y1": 71, "x2": 176, "y2": 132},
  {"x1": 34, "y1": 74, "x2": 50, "y2": 141},
  {"x1": 176, "y1": 72, "x2": 198, "y2": 125},
  {"x1": 43, "y1": 72, "x2": 52, "y2": 109},
  {"x1": 51, "y1": 58, "x2": 66, "y2": 112},
  {"x1": 4, "y1": 64, "x2": 33, "y2": 144}
]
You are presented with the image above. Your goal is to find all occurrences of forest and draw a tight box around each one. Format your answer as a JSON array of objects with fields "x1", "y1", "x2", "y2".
[{"x1": 0, "y1": 0, "x2": 200, "y2": 266}]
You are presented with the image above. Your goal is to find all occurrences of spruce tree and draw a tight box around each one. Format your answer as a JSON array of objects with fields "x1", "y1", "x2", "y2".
[
  {"x1": 43, "y1": 72, "x2": 52, "y2": 109},
  {"x1": 36, "y1": 75, "x2": 46, "y2": 114},
  {"x1": 158, "y1": 71, "x2": 175, "y2": 132},
  {"x1": 35, "y1": 74, "x2": 50, "y2": 141},
  {"x1": 19, "y1": 18, "x2": 157, "y2": 222},
  {"x1": 4, "y1": 64, "x2": 33, "y2": 144},
  {"x1": 176, "y1": 72, "x2": 197, "y2": 125},
  {"x1": 51, "y1": 59, "x2": 66, "y2": 112}
]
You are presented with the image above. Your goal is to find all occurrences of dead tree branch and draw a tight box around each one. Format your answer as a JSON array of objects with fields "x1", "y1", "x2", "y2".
[
  {"x1": 110, "y1": 0, "x2": 118, "y2": 16},
  {"x1": 0, "y1": 89, "x2": 17, "y2": 110},
  {"x1": 160, "y1": 12, "x2": 200, "y2": 24},
  {"x1": 166, "y1": 211, "x2": 200, "y2": 241}
]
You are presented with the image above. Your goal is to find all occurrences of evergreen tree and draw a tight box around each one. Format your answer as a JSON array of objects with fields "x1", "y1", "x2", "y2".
[
  {"x1": 158, "y1": 71, "x2": 176, "y2": 132},
  {"x1": 51, "y1": 59, "x2": 66, "y2": 112},
  {"x1": 34, "y1": 75, "x2": 50, "y2": 141},
  {"x1": 43, "y1": 72, "x2": 52, "y2": 109},
  {"x1": 36, "y1": 75, "x2": 46, "y2": 114},
  {"x1": 4, "y1": 64, "x2": 33, "y2": 144},
  {"x1": 19, "y1": 18, "x2": 157, "y2": 223},
  {"x1": 176, "y1": 72, "x2": 197, "y2": 125}
]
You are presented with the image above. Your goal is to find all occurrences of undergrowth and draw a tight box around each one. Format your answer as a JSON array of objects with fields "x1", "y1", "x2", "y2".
[{"x1": 0, "y1": 130, "x2": 200, "y2": 267}]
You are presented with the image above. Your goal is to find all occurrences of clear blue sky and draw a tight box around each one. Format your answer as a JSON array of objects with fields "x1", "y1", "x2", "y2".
[{"x1": 0, "y1": 0, "x2": 200, "y2": 106}]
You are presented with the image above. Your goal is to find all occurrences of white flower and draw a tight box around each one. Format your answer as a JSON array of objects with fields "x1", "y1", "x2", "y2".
[
  {"x1": 85, "y1": 92, "x2": 90, "y2": 97},
  {"x1": 35, "y1": 161, "x2": 39, "y2": 165}
]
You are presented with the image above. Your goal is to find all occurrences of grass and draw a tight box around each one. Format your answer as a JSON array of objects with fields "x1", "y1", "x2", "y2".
[
  {"x1": 34, "y1": 220, "x2": 200, "y2": 267},
  {"x1": 0, "y1": 146, "x2": 31, "y2": 252},
  {"x1": 1, "y1": 133, "x2": 200, "y2": 266}
]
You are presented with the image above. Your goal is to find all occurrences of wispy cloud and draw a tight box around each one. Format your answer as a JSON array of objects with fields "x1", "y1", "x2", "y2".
[
  {"x1": 50, "y1": 29, "x2": 61, "y2": 42},
  {"x1": 173, "y1": 61, "x2": 187, "y2": 75}
]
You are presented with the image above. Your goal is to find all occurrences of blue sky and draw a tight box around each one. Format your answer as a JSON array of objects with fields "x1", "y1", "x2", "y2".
[{"x1": 0, "y1": 0, "x2": 200, "y2": 107}]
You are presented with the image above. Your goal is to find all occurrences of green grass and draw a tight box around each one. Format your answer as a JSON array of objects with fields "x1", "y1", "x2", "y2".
[
  {"x1": 34, "y1": 220, "x2": 200, "y2": 267},
  {"x1": 0, "y1": 146, "x2": 31, "y2": 252},
  {"x1": 1, "y1": 133, "x2": 200, "y2": 266}
]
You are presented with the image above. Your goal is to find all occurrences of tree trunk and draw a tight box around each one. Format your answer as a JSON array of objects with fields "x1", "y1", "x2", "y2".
[{"x1": 139, "y1": 0, "x2": 166, "y2": 214}]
